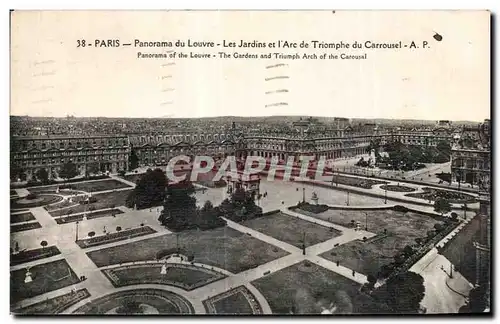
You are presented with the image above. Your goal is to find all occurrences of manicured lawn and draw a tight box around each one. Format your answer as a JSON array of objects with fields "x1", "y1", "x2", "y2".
[
  {"x1": 11, "y1": 246, "x2": 61, "y2": 266},
  {"x1": 252, "y1": 261, "x2": 361, "y2": 314},
  {"x1": 87, "y1": 227, "x2": 289, "y2": 273},
  {"x1": 299, "y1": 208, "x2": 443, "y2": 236},
  {"x1": 406, "y1": 187, "x2": 476, "y2": 203},
  {"x1": 204, "y1": 286, "x2": 258, "y2": 314},
  {"x1": 11, "y1": 222, "x2": 42, "y2": 233},
  {"x1": 241, "y1": 212, "x2": 341, "y2": 248},
  {"x1": 48, "y1": 190, "x2": 132, "y2": 217},
  {"x1": 11, "y1": 212, "x2": 36, "y2": 224},
  {"x1": 76, "y1": 226, "x2": 156, "y2": 248},
  {"x1": 55, "y1": 208, "x2": 124, "y2": 224},
  {"x1": 324, "y1": 175, "x2": 387, "y2": 189},
  {"x1": 12, "y1": 289, "x2": 90, "y2": 314},
  {"x1": 11, "y1": 195, "x2": 63, "y2": 209},
  {"x1": 103, "y1": 263, "x2": 225, "y2": 290},
  {"x1": 123, "y1": 173, "x2": 143, "y2": 184},
  {"x1": 310, "y1": 209, "x2": 444, "y2": 276},
  {"x1": 73, "y1": 289, "x2": 194, "y2": 314},
  {"x1": 29, "y1": 179, "x2": 132, "y2": 194},
  {"x1": 10, "y1": 259, "x2": 80, "y2": 303},
  {"x1": 320, "y1": 235, "x2": 401, "y2": 276}
]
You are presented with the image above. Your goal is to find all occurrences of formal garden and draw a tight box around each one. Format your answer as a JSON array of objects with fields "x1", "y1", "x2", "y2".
[
  {"x1": 11, "y1": 194, "x2": 63, "y2": 210},
  {"x1": 102, "y1": 263, "x2": 226, "y2": 290},
  {"x1": 406, "y1": 187, "x2": 477, "y2": 204},
  {"x1": 54, "y1": 208, "x2": 124, "y2": 224},
  {"x1": 86, "y1": 227, "x2": 288, "y2": 273},
  {"x1": 27, "y1": 179, "x2": 132, "y2": 195},
  {"x1": 325, "y1": 174, "x2": 388, "y2": 189},
  {"x1": 203, "y1": 285, "x2": 262, "y2": 314},
  {"x1": 11, "y1": 211, "x2": 36, "y2": 224},
  {"x1": 12, "y1": 288, "x2": 91, "y2": 315},
  {"x1": 314, "y1": 207, "x2": 458, "y2": 278},
  {"x1": 10, "y1": 259, "x2": 80, "y2": 303},
  {"x1": 76, "y1": 226, "x2": 157, "y2": 248},
  {"x1": 73, "y1": 289, "x2": 195, "y2": 314},
  {"x1": 380, "y1": 184, "x2": 417, "y2": 193},
  {"x1": 241, "y1": 211, "x2": 341, "y2": 248},
  {"x1": 11, "y1": 245, "x2": 61, "y2": 266},
  {"x1": 11, "y1": 222, "x2": 42, "y2": 233},
  {"x1": 48, "y1": 190, "x2": 132, "y2": 217},
  {"x1": 252, "y1": 260, "x2": 363, "y2": 314}
]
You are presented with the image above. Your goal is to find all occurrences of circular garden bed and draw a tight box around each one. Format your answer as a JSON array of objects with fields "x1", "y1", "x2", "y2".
[
  {"x1": 405, "y1": 187, "x2": 477, "y2": 204},
  {"x1": 380, "y1": 184, "x2": 416, "y2": 193},
  {"x1": 73, "y1": 289, "x2": 195, "y2": 314},
  {"x1": 11, "y1": 194, "x2": 63, "y2": 209}
]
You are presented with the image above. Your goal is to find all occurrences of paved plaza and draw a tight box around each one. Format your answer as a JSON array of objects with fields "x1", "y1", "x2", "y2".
[{"x1": 10, "y1": 173, "x2": 477, "y2": 314}]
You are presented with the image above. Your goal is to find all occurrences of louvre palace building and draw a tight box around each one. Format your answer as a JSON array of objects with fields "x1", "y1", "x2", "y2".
[{"x1": 10, "y1": 116, "x2": 488, "y2": 184}]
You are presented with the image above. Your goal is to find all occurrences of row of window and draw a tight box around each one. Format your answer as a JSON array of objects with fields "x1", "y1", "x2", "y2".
[
  {"x1": 16, "y1": 139, "x2": 128, "y2": 151},
  {"x1": 18, "y1": 155, "x2": 127, "y2": 166}
]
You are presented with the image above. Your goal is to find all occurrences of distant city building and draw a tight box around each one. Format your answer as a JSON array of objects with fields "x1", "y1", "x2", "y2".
[{"x1": 10, "y1": 134, "x2": 130, "y2": 181}]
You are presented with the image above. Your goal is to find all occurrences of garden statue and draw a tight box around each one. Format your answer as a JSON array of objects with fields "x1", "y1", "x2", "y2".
[
  {"x1": 160, "y1": 263, "x2": 167, "y2": 275},
  {"x1": 311, "y1": 192, "x2": 319, "y2": 205},
  {"x1": 24, "y1": 268, "x2": 33, "y2": 283}
]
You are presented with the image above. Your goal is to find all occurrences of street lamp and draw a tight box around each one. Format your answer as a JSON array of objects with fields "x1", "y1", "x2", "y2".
[
  {"x1": 346, "y1": 191, "x2": 350, "y2": 206},
  {"x1": 384, "y1": 189, "x2": 387, "y2": 204},
  {"x1": 365, "y1": 212, "x2": 368, "y2": 231},
  {"x1": 75, "y1": 221, "x2": 79, "y2": 242}
]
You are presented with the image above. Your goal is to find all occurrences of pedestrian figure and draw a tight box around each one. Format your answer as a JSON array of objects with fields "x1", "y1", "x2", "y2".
[{"x1": 352, "y1": 270, "x2": 355, "y2": 277}]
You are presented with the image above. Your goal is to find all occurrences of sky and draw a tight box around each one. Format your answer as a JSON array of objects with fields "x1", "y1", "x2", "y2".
[{"x1": 10, "y1": 10, "x2": 490, "y2": 121}]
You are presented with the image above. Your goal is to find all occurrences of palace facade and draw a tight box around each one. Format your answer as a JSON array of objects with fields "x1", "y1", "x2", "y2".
[
  {"x1": 10, "y1": 134, "x2": 130, "y2": 181},
  {"x1": 10, "y1": 117, "x2": 478, "y2": 182}
]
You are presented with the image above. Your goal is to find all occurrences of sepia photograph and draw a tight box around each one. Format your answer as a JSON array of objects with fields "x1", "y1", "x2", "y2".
[{"x1": 8, "y1": 10, "x2": 491, "y2": 315}]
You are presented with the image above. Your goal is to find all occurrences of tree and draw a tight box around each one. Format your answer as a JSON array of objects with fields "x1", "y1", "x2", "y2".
[
  {"x1": 467, "y1": 286, "x2": 488, "y2": 312},
  {"x1": 450, "y1": 212, "x2": 458, "y2": 221},
  {"x1": 129, "y1": 150, "x2": 139, "y2": 170},
  {"x1": 59, "y1": 161, "x2": 79, "y2": 180},
  {"x1": 402, "y1": 245, "x2": 414, "y2": 257},
  {"x1": 88, "y1": 231, "x2": 95, "y2": 238},
  {"x1": 86, "y1": 162, "x2": 100, "y2": 176},
  {"x1": 434, "y1": 223, "x2": 444, "y2": 232},
  {"x1": 116, "y1": 226, "x2": 122, "y2": 232},
  {"x1": 40, "y1": 240, "x2": 48, "y2": 250},
  {"x1": 434, "y1": 198, "x2": 452, "y2": 216},
  {"x1": 372, "y1": 271, "x2": 425, "y2": 313},
  {"x1": 367, "y1": 274, "x2": 377, "y2": 289},
  {"x1": 126, "y1": 168, "x2": 167, "y2": 209},
  {"x1": 35, "y1": 168, "x2": 49, "y2": 184},
  {"x1": 158, "y1": 180, "x2": 197, "y2": 230}
]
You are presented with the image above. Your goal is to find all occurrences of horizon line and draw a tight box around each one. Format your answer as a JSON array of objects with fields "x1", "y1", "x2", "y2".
[{"x1": 9, "y1": 114, "x2": 489, "y2": 123}]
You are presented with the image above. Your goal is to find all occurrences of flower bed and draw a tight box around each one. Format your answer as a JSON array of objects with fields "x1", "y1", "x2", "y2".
[
  {"x1": 11, "y1": 195, "x2": 63, "y2": 209},
  {"x1": 406, "y1": 187, "x2": 477, "y2": 204},
  {"x1": 55, "y1": 208, "x2": 124, "y2": 224},
  {"x1": 76, "y1": 226, "x2": 156, "y2": 248},
  {"x1": 11, "y1": 222, "x2": 42, "y2": 233},
  {"x1": 380, "y1": 184, "x2": 416, "y2": 193},
  {"x1": 10, "y1": 246, "x2": 61, "y2": 266},
  {"x1": 13, "y1": 288, "x2": 90, "y2": 314},
  {"x1": 11, "y1": 212, "x2": 36, "y2": 224}
]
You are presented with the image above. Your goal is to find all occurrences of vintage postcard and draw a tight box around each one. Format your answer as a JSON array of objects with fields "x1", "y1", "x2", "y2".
[{"x1": 9, "y1": 10, "x2": 491, "y2": 315}]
